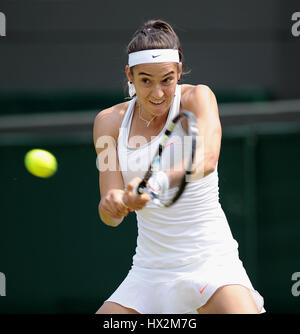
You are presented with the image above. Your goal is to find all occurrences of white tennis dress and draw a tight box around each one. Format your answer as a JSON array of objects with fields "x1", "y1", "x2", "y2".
[{"x1": 105, "y1": 85, "x2": 265, "y2": 314}]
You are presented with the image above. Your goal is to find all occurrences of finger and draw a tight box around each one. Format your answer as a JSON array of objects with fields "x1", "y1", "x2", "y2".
[
  {"x1": 126, "y1": 182, "x2": 134, "y2": 192},
  {"x1": 119, "y1": 197, "x2": 129, "y2": 209},
  {"x1": 108, "y1": 204, "x2": 126, "y2": 218},
  {"x1": 117, "y1": 207, "x2": 129, "y2": 216},
  {"x1": 102, "y1": 205, "x2": 122, "y2": 219},
  {"x1": 104, "y1": 200, "x2": 126, "y2": 218},
  {"x1": 111, "y1": 202, "x2": 128, "y2": 217},
  {"x1": 136, "y1": 192, "x2": 151, "y2": 203},
  {"x1": 127, "y1": 177, "x2": 142, "y2": 192}
]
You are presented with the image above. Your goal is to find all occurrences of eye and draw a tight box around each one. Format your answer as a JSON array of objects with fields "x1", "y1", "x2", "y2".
[
  {"x1": 142, "y1": 78, "x2": 150, "y2": 84},
  {"x1": 163, "y1": 77, "x2": 173, "y2": 83}
]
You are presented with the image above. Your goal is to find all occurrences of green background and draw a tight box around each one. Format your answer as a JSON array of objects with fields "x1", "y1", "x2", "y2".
[{"x1": 1, "y1": 114, "x2": 300, "y2": 313}]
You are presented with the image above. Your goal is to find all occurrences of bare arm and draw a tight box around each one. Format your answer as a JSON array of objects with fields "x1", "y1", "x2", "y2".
[
  {"x1": 93, "y1": 105, "x2": 150, "y2": 226},
  {"x1": 190, "y1": 84, "x2": 222, "y2": 176},
  {"x1": 166, "y1": 84, "x2": 221, "y2": 186},
  {"x1": 93, "y1": 107, "x2": 130, "y2": 227}
]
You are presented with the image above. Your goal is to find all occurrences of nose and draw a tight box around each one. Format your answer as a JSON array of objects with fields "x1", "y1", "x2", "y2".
[{"x1": 151, "y1": 84, "x2": 164, "y2": 100}]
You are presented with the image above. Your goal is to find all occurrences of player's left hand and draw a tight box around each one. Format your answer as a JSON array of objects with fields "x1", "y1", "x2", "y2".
[{"x1": 123, "y1": 177, "x2": 152, "y2": 210}]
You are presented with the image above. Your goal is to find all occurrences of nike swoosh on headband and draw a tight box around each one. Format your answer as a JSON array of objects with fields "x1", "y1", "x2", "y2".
[{"x1": 128, "y1": 49, "x2": 180, "y2": 67}]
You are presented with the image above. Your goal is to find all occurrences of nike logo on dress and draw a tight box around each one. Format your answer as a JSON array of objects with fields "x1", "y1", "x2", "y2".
[
  {"x1": 165, "y1": 142, "x2": 174, "y2": 148},
  {"x1": 200, "y1": 284, "x2": 208, "y2": 294},
  {"x1": 152, "y1": 55, "x2": 160, "y2": 58}
]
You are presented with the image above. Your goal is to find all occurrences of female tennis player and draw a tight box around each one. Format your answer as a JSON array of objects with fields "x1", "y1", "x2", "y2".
[{"x1": 93, "y1": 19, "x2": 265, "y2": 314}]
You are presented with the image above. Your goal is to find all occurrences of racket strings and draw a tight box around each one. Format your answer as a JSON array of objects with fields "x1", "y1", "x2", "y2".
[{"x1": 138, "y1": 110, "x2": 198, "y2": 207}]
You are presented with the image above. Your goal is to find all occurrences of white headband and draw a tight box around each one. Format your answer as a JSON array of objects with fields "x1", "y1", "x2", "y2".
[{"x1": 128, "y1": 49, "x2": 180, "y2": 67}]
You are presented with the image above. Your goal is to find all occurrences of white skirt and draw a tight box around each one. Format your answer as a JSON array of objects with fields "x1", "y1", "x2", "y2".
[{"x1": 105, "y1": 250, "x2": 265, "y2": 314}]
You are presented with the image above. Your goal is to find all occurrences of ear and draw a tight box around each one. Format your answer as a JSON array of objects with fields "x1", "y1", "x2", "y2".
[
  {"x1": 177, "y1": 62, "x2": 183, "y2": 81},
  {"x1": 125, "y1": 65, "x2": 134, "y2": 83}
]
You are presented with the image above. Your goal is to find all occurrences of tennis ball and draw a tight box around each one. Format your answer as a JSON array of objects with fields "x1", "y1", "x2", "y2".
[{"x1": 24, "y1": 149, "x2": 58, "y2": 178}]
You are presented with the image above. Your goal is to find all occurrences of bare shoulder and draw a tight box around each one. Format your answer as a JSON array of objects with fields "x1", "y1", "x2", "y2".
[
  {"x1": 93, "y1": 101, "x2": 130, "y2": 143},
  {"x1": 181, "y1": 84, "x2": 217, "y2": 113}
]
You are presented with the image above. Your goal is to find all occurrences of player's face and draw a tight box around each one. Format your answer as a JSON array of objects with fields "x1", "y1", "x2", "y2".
[{"x1": 127, "y1": 62, "x2": 182, "y2": 118}]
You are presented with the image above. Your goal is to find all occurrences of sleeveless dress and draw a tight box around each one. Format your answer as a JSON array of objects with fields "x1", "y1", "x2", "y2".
[{"x1": 105, "y1": 85, "x2": 265, "y2": 314}]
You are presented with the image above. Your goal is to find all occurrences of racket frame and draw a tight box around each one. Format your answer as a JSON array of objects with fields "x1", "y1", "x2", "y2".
[{"x1": 137, "y1": 110, "x2": 198, "y2": 207}]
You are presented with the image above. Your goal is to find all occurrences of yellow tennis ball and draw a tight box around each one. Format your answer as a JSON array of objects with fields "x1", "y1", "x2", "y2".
[{"x1": 24, "y1": 149, "x2": 58, "y2": 178}]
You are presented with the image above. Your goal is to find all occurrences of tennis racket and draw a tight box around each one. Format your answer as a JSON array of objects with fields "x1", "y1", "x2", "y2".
[{"x1": 136, "y1": 110, "x2": 198, "y2": 207}]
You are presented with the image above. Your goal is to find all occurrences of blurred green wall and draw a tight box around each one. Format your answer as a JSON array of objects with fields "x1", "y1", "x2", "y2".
[{"x1": 0, "y1": 124, "x2": 300, "y2": 314}]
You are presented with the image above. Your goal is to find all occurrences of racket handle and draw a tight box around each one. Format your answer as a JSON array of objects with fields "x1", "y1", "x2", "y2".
[
  {"x1": 133, "y1": 181, "x2": 163, "y2": 207},
  {"x1": 134, "y1": 180, "x2": 147, "y2": 195}
]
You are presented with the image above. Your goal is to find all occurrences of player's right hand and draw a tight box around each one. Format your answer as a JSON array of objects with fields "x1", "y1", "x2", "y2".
[{"x1": 100, "y1": 189, "x2": 132, "y2": 219}]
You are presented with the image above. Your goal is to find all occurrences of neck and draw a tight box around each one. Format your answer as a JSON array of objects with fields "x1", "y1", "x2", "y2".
[{"x1": 137, "y1": 100, "x2": 157, "y2": 127}]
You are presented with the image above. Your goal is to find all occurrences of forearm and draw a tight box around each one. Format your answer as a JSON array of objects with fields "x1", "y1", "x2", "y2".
[{"x1": 165, "y1": 151, "x2": 215, "y2": 188}]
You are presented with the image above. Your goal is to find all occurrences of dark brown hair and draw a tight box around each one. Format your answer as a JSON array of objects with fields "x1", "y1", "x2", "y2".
[
  {"x1": 127, "y1": 19, "x2": 188, "y2": 75},
  {"x1": 127, "y1": 19, "x2": 183, "y2": 59}
]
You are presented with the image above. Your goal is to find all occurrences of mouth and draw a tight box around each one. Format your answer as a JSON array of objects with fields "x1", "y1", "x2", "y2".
[{"x1": 149, "y1": 100, "x2": 165, "y2": 106}]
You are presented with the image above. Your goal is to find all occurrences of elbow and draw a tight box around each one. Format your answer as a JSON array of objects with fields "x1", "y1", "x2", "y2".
[
  {"x1": 204, "y1": 165, "x2": 216, "y2": 177},
  {"x1": 204, "y1": 155, "x2": 218, "y2": 176},
  {"x1": 190, "y1": 155, "x2": 217, "y2": 181}
]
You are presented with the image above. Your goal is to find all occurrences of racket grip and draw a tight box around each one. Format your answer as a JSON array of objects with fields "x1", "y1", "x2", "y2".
[{"x1": 134, "y1": 180, "x2": 147, "y2": 195}]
